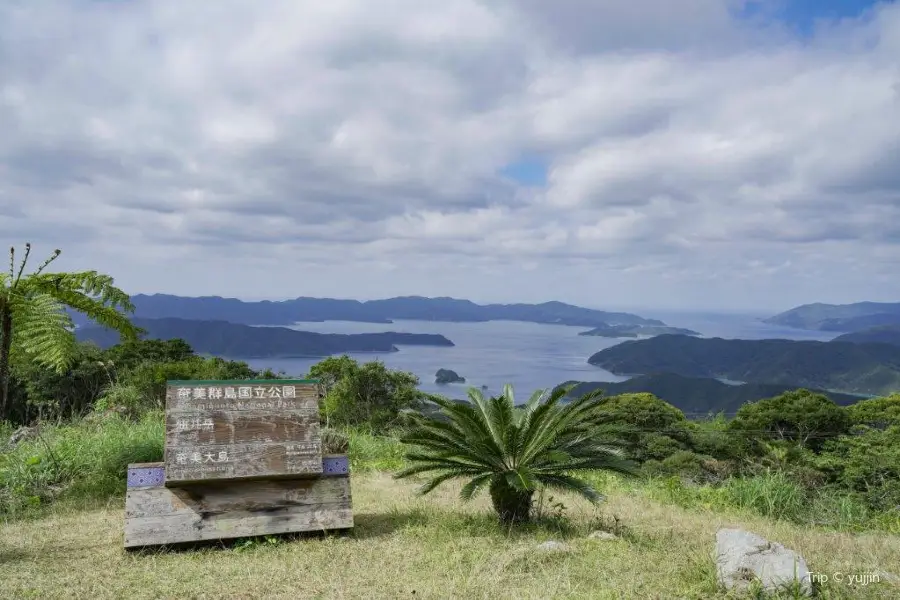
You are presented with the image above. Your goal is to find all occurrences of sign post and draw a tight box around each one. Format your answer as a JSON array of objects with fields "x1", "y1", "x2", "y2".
[{"x1": 123, "y1": 378, "x2": 353, "y2": 549}]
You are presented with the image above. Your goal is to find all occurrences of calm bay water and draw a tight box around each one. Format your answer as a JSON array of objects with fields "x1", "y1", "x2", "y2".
[{"x1": 233, "y1": 312, "x2": 839, "y2": 401}]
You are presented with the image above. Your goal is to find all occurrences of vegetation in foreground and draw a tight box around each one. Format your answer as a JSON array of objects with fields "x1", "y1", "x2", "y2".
[
  {"x1": 2, "y1": 468, "x2": 899, "y2": 599},
  {"x1": 1, "y1": 248, "x2": 899, "y2": 597}
]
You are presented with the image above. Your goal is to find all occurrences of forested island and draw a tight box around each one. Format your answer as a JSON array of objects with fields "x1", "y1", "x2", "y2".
[
  {"x1": 435, "y1": 369, "x2": 466, "y2": 384},
  {"x1": 832, "y1": 325, "x2": 900, "y2": 347},
  {"x1": 76, "y1": 317, "x2": 454, "y2": 358},
  {"x1": 578, "y1": 324, "x2": 700, "y2": 338},
  {"x1": 587, "y1": 334, "x2": 900, "y2": 395},
  {"x1": 765, "y1": 301, "x2": 900, "y2": 331},
  {"x1": 69, "y1": 294, "x2": 664, "y2": 328},
  {"x1": 554, "y1": 373, "x2": 864, "y2": 416}
]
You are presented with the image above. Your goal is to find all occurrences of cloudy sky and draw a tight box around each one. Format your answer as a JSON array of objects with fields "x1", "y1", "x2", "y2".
[{"x1": 2, "y1": 0, "x2": 899, "y2": 313}]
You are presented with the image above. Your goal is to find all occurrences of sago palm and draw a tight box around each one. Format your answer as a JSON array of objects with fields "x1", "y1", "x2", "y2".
[
  {"x1": 0, "y1": 244, "x2": 139, "y2": 420},
  {"x1": 395, "y1": 384, "x2": 636, "y2": 524}
]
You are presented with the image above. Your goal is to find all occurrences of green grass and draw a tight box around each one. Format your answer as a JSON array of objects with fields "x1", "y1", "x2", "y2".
[
  {"x1": 3, "y1": 416, "x2": 899, "y2": 534},
  {"x1": 0, "y1": 415, "x2": 404, "y2": 518},
  {"x1": 1, "y1": 417, "x2": 899, "y2": 598},
  {"x1": 1, "y1": 472, "x2": 898, "y2": 599},
  {"x1": 0, "y1": 412, "x2": 164, "y2": 517}
]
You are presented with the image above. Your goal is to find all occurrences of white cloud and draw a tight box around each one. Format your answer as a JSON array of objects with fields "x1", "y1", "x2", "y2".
[{"x1": 0, "y1": 0, "x2": 898, "y2": 311}]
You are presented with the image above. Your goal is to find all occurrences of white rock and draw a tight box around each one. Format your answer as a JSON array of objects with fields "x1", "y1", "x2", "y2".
[
  {"x1": 536, "y1": 540, "x2": 571, "y2": 552},
  {"x1": 878, "y1": 570, "x2": 900, "y2": 586},
  {"x1": 714, "y1": 528, "x2": 812, "y2": 596},
  {"x1": 587, "y1": 531, "x2": 618, "y2": 541}
]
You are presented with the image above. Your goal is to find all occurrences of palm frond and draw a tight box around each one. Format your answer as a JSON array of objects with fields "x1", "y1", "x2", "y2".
[
  {"x1": 505, "y1": 468, "x2": 536, "y2": 492},
  {"x1": 415, "y1": 469, "x2": 482, "y2": 495},
  {"x1": 535, "y1": 473, "x2": 604, "y2": 504},
  {"x1": 459, "y1": 473, "x2": 493, "y2": 501}
]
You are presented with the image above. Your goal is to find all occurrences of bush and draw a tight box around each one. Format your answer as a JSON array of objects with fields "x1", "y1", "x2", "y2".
[
  {"x1": 727, "y1": 389, "x2": 850, "y2": 452},
  {"x1": 309, "y1": 357, "x2": 425, "y2": 430},
  {"x1": 816, "y1": 425, "x2": 900, "y2": 511},
  {"x1": 592, "y1": 393, "x2": 696, "y2": 463},
  {"x1": 120, "y1": 356, "x2": 261, "y2": 406},
  {"x1": 846, "y1": 394, "x2": 900, "y2": 430},
  {"x1": 93, "y1": 382, "x2": 159, "y2": 419}
]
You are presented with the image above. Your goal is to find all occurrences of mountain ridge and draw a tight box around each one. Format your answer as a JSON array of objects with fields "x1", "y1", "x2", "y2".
[
  {"x1": 70, "y1": 294, "x2": 663, "y2": 328},
  {"x1": 832, "y1": 325, "x2": 900, "y2": 347},
  {"x1": 553, "y1": 373, "x2": 865, "y2": 416},
  {"x1": 764, "y1": 301, "x2": 900, "y2": 332},
  {"x1": 76, "y1": 317, "x2": 454, "y2": 358}
]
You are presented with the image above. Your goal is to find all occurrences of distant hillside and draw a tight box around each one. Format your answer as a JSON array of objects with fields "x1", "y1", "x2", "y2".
[
  {"x1": 764, "y1": 301, "x2": 900, "y2": 332},
  {"x1": 76, "y1": 317, "x2": 454, "y2": 358},
  {"x1": 70, "y1": 294, "x2": 662, "y2": 328},
  {"x1": 553, "y1": 373, "x2": 865, "y2": 416},
  {"x1": 587, "y1": 334, "x2": 900, "y2": 396},
  {"x1": 578, "y1": 324, "x2": 700, "y2": 338},
  {"x1": 832, "y1": 325, "x2": 900, "y2": 347}
]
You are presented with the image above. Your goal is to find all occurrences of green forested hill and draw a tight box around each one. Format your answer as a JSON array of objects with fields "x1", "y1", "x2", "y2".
[
  {"x1": 832, "y1": 325, "x2": 900, "y2": 347},
  {"x1": 764, "y1": 301, "x2": 900, "y2": 331},
  {"x1": 587, "y1": 334, "x2": 900, "y2": 395},
  {"x1": 76, "y1": 317, "x2": 454, "y2": 358},
  {"x1": 554, "y1": 373, "x2": 864, "y2": 416}
]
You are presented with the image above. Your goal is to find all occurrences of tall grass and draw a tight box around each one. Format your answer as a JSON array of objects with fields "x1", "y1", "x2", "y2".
[
  {"x1": 0, "y1": 411, "x2": 164, "y2": 517},
  {"x1": 0, "y1": 414, "x2": 406, "y2": 520},
  {"x1": 344, "y1": 428, "x2": 405, "y2": 472},
  {"x1": 638, "y1": 471, "x2": 900, "y2": 534},
  {"x1": 720, "y1": 470, "x2": 808, "y2": 521},
  {"x1": 2, "y1": 416, "x2": 898, "y2": 534}
]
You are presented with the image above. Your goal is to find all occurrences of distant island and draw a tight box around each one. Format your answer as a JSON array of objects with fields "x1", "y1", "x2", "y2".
[
  {"x1": 553, "y1": 373, "x2": 865, "y2": 416},
  {"x1": 764, "y1": 301, "x2": 900, "y2": 332},
  {"x1": 435, "y1": 369, "x2": 466, "y2": 384},
  {"x1": 578, "y1": 324, "x2": 700, "y2": 338},
  {"x1": 832, "y1": 325, "x2": 900, "y2": 347},
  {"x1": 76, "y1": 317, "x2": 454, "y2": 358},
  {"x1": 586, "y1": 334, "x2": 900, "y2": 395},
  {"x1": 69, "y1": 294, "x2": 664, "y2": 329}
]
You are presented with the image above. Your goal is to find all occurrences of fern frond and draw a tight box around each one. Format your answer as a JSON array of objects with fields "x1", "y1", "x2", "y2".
[{"x1": 8, "y1": 291, "x2": 77, "y2": 372}]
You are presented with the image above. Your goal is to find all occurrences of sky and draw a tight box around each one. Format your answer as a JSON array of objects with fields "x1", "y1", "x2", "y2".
[{"x1": 1, "y1": 0, "x2": 899, "y2": 313}]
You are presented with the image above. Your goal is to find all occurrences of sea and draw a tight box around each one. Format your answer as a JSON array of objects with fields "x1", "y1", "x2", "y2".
[{"x1": 232, "y1": 311, "x2": 840, "y2": 401}]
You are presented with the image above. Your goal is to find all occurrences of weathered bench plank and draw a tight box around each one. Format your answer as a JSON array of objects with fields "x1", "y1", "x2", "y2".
[
  {"x1": 124, "y1": 461, "x2": 353, "y2": 548},
  {"x1": 164, "y1": 379, "x2": 324, "y2": 485}
]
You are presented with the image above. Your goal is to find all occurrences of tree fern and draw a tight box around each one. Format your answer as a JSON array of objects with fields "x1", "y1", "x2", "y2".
[
  {"x1": 395, "y1": 384, "x2": 636, "y2": 524},
  {"x1": 8, "y1": 292, "x2": 77, "y2": 372},
  {"x1": 0, "y1": 244, "x2": 139, "y2": 421}
]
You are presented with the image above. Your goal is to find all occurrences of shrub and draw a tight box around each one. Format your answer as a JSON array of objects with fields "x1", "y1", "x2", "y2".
[
  {"x1": 727, "y1": 389, "x2": 850, "y2": 452},
  {"x1": 396, "y1": 385, "x2": 636, "y2": 525},
  {"x1": 309, "y1": 357, "x2": 425, "y2": 431},
  {"x1": 591, "y1": 393, "x2": 696, "y2": 463},
  {"x1": 846, "y1": 394, "x2": 900, "y2": 430},
  {"x1": 816, "y1": 425, "x2": 900, "y2": 511}
]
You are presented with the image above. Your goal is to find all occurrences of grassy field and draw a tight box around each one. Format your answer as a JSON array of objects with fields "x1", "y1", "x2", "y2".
[{"x1": 2, "y1": 470, "x2": 898, "y2": 599}]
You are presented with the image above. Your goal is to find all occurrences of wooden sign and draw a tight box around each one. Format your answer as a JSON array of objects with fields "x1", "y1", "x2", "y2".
[
  {"x1": 164, "y1": 379, "x2": 323, "y2": 486},
  {"x1": 124, "y1": 459, "x2": 353, "y2": 548}
]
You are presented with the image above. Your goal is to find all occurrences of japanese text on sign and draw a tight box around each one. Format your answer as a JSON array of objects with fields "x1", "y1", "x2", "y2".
[{"x1": 176, "y1": 385, "x2": 297, "y2": 401}]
